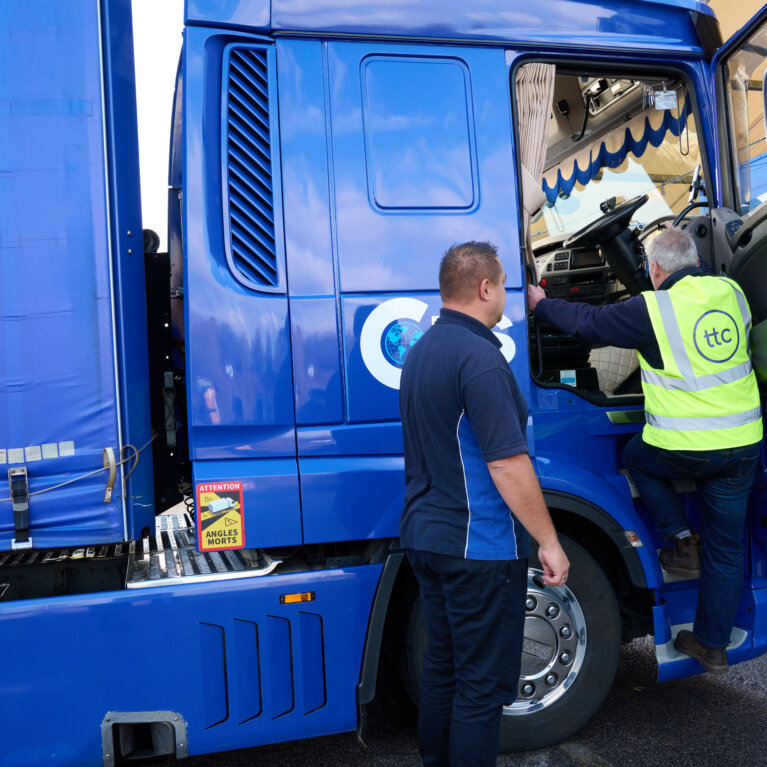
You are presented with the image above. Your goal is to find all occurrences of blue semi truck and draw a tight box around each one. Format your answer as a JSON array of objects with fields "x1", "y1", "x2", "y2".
[{"x1": 2, "y1": 0, "x2": 767, "y2": 764}]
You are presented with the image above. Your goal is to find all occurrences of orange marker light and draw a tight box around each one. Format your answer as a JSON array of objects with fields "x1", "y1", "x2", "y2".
[{"x1": 280, "y1": 591, "x2": 316, "y2": 604}]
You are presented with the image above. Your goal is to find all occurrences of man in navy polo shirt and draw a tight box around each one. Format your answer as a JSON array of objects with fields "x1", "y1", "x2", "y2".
[{"x1": 400, "y1": 241, "x2": 570, "y2": 767}]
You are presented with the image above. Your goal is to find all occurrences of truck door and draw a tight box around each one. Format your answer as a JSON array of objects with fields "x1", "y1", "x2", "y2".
[
  {"x1": 277, "y1": 40, "x2": 528, "y2": 545},
  {"x1": 709, "y1": 5, "x2": 767, "y2": 606}
]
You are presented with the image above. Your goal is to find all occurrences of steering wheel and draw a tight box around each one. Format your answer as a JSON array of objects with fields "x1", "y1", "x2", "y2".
[
  {"x1": 564, "y1": 194, "x2": 649, "y2": 249},
  {"x1": 562, "y1": 194, "x2": 651, "y2": 295}
]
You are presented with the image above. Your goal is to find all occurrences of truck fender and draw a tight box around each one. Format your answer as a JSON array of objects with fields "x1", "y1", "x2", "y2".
[
  {"x1": 357, "y1": 550, "x2": 405, "y2": 706},
  {"x1": 542, "y1": 489, "x2": 649, "y2": 589}
]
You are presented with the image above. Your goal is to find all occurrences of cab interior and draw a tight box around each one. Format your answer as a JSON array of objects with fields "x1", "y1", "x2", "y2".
[{"x1": 517, "y1": 62, "x2": 767, "y2": 400}]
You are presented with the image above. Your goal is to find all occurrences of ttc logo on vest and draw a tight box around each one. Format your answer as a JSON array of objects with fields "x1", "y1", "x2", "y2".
[{"x1": 693, "y1": 310, "x2": 740, "y2": 363}]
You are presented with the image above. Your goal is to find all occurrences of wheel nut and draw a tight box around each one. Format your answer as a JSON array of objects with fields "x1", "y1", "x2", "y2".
[
  {"x1": 559, "y1": 651, "x2": 572, "y2": 664},
  {"x1": 545, "y1": 673, "x2": 558, "y2": 686},
  {"x1": 526, "y1": 596, "x2": 537, "y2": 611},
  {"x1": 560, "y1": 625, "x2": 572, "y2": 638},
  {"x1": 521, "y1": 682, "x2": 535, "y2": 696},
  {"x1": 545, "y1": 604, "x2": 560, "y2": 619}
]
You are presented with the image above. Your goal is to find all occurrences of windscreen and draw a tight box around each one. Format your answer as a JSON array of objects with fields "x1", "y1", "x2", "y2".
[{"x1": 532, "y1": 87, "x2": 703, "y2": 244}]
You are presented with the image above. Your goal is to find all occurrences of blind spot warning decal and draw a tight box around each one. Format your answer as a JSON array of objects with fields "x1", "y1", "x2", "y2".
[{"x1": 196, "y1": 481, "x2": 245, "y2": 551}]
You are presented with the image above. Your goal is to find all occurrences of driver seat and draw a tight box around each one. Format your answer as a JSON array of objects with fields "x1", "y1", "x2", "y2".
[{"x1": 588, "y1": 345, "x2": 639, "y2": 395}]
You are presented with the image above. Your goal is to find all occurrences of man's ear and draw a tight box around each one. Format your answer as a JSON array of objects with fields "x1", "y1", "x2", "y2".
[{"x1": 478, "y1": 277, "x2": 491, "y2": 302}]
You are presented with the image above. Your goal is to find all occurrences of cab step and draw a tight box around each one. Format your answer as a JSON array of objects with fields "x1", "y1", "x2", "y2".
[
  {"x1": 125, "y1": 512, "x2": 281, "y2": 589},
  {"x1": 656, "y1": 622, "x2": 750, "y2": 681}
]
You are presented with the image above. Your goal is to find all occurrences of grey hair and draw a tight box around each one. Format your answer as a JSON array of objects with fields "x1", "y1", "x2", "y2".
[{"x1": 646, "y1": 227, "x2": 698, "y2": 274}]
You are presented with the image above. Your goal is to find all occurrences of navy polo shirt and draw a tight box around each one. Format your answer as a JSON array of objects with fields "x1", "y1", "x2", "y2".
[{"x1": 399, "y1": 308, "x2": 531, "y2": 561}]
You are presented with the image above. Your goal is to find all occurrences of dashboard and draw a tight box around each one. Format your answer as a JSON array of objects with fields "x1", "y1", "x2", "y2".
[{"x1": 535, "y1": 247, "x2": 621, "y2": 300}]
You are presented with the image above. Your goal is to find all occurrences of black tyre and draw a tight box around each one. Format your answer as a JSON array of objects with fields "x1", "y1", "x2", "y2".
[{"x1": 398, "y1": 534, "x2": 621, "y2": 752}]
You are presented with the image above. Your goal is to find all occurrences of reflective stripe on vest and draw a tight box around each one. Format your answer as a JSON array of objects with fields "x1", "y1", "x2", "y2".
[
  {"x1": 638, "y1": 275, "x2": 762, "y2": 451},
  {"x1": 640, "y1": 360, "x2": 753, "y2": 391},
  {"x1": 645, "y1": 406, "x2": 762, "y2": 431}
]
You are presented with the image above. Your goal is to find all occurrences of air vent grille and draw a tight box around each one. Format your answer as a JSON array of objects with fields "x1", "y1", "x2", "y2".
[{"x1": 225, "y1": 47, "x2": 279, "y2": 289}]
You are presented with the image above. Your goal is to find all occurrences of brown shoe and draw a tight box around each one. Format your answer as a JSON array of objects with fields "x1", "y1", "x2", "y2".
[
  {"x1": 659, "y1": 533, "x2": 700, "y2": 577},
  {"x1": 674, "y1": 629, "x2": 729, "y2": 674}
]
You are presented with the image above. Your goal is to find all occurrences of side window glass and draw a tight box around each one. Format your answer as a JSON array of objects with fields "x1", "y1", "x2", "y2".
[{"x1": 725, "y1": 25, "x2": 767, "y2": 214}]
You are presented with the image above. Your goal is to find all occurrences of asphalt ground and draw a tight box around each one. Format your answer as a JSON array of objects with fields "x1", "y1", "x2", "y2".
[{"x1": 182, "y1": 635, "x2": 767, "y2": 767}]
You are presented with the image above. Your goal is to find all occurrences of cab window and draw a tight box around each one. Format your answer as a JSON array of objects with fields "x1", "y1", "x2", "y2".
[
  {"x1": 516, "y1": 67, "x2": 706, "y2": 399},
  {"x1": 723, "y1": 24, "x2": 767, "y2": 214}
]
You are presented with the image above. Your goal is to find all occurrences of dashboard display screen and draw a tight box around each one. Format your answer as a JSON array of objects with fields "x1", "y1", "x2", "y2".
[{"x1": 570, "y1": 249, "x2": 603, "y2": 269}]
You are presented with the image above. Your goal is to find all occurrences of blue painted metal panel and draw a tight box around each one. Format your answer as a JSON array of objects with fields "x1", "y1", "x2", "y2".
[
  {"x1": 193, "y1": 458, "x2": 302, "y2": 547},
  {"x1": 289, "y1": 298, "x2": 344, "y2": 426},
  {"x1": 186, "y1": 0, "x2": 270, "y2": 31},
  {"x1": 297, "y1": 422, "x2": 404, "y2": 457},
  {"x1": 263, "y1": 614, "x2": 294, "y2": 717},
  {"x1": 530, "y1": 390, "x2": 661, "y2": 587},
  {"x1": 0, "y1": 565, "x2": 381, "y2": 766},
  {"x1": 748, "y1": 588, "x2": 767, "y2": 659},
  {"x1": 277, "y1": 41, "x2": 344, "y2": 427},
  {"x1": 276, "y1": 40, "x2": 335, "y2": 298},
  {"x1": 300, "y1": 456, "x2": 405, "y2": 544},
  {"x1": 101, "y1": 0, "x2": 155, "y2": 534},
  {"x1": 327, "y1": 42, "x2": 523, "y2": 294},
  {"x1": 183, "y1": 27, "x2": 296, "y2": 466},
  {"x1": 183, "y1": 0, "x2": 712, "y2": 42},
  {"x1": 361, "y1": 56, "x2": 478, "y2": 211},
  {"x1": 0, "y1": 0, "x2": 128, "y2": 549},
  {"x1": 751, "y1": 483, "x2": 767, "y2": 583},
  {"x1": 200, "y1": 622, "x2": 229, "y2": 726},
  {"x1": 230, "y1": 618, "x2": 262, "y2": 721},
  {"x1": 652, "y1": 603, "x2": 671, "y2": 645},
  {"x1": 271, "y1": 0, "x2": 709, "y2": 53},
  {"x1": 297, "y1": 611, "x2": 327, "y2": 713}
]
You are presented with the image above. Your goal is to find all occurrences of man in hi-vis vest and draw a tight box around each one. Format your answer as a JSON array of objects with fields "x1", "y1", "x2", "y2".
[{"x1": 528, "y1": 227, "x2": 763, "y2": 675}]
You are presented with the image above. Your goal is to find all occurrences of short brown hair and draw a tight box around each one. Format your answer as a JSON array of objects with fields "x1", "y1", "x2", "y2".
[{"x1": 439, "y1": 241, "x2": 502, "y2": 303}]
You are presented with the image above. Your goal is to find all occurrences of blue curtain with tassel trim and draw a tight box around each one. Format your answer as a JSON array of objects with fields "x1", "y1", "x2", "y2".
[{"x1": 542, "y1": 94, "x2": 692, "y2": 203}]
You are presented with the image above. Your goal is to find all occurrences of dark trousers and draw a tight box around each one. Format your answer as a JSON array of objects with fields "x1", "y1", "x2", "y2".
[
  {"x1": 406, "y1": 549, "x2": 527, "y2": 767},
  {"x1": 623, "y1": 433, "x2": 760, "y2": 648}
]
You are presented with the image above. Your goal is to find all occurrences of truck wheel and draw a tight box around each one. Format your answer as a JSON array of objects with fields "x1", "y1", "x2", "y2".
[{"x1": 399, "y1": 534, "x2": 621, "y2": 752}]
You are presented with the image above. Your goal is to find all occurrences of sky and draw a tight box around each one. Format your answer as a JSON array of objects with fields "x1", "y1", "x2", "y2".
[{"x1": 132, "y1": 0, "x2": 185, "y2": 250}]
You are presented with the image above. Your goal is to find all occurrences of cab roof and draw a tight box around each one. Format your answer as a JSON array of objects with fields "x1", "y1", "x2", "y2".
[{"x1": 186, "y1": 0, "x2": 715, "y2": 56}]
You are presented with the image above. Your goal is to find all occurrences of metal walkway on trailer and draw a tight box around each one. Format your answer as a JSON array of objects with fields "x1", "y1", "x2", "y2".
[{"x1": 126, "y1": 512, "x2": 281, "y2": 589}]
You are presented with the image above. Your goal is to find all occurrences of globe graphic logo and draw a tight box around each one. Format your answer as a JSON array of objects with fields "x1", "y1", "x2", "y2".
[{"x1": 383, "y1": 320, "x2": 423, "y2": 366}]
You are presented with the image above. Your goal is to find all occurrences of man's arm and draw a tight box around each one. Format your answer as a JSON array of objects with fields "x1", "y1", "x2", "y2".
[
  {"x1": 487, "y1": 453, "x2": 569, "y2": 587},
  {"x1": 527, "y1": 286, "x2": 653, "y2": 351}
]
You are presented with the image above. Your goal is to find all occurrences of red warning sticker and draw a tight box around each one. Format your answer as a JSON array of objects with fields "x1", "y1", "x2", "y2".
[{"x1": 196, "y1": 481, "x2": 245, "y2": 551}]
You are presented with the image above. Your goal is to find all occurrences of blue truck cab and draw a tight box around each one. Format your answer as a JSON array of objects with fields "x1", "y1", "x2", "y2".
[{"x1": 2, "y1": 0, "x2": 767, "y2": 764}]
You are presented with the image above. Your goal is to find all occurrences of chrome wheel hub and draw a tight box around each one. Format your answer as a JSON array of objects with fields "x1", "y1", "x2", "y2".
[{"x1": 504, "y1": 569, "x2": 587, "y2": 715}]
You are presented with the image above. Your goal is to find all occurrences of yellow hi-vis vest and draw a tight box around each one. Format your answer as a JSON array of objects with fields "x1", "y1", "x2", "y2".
[{"x1": 638, "y1": 275, "x2": 763, "y2": 451}]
